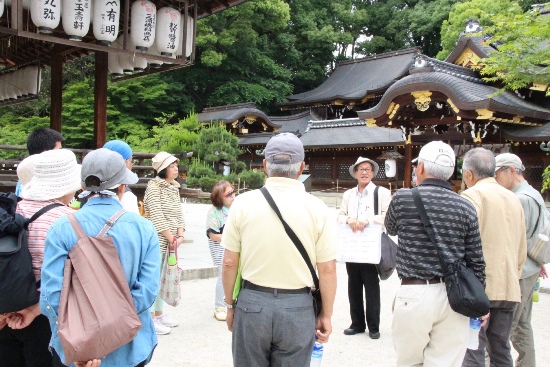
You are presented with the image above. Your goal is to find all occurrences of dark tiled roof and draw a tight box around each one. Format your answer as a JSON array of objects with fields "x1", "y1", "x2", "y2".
[
  {"x1": 270, "y1": 110, "x2": 321, "y2": 135},
  {"x1": 358, "y1": 71, "x2": 550, "y2": 121},
  {"x1": 445, "y1": 35, "x2": 497, "y2": 64},
  {"x1": 238, "y1": 133, "x2": 275, "y2": 146},
  {"x1": 299, "y1": 118, "x2": 404, "y2": 149},
  {"x1": 281, "y1": 48, "x2": 418, "y2": 107},
  {"x1": 502, "y1": 123, "x2": 550, "y2": 141},
  {"x1": 198, "y1": 102, "x2": 281, "y2": 129}
]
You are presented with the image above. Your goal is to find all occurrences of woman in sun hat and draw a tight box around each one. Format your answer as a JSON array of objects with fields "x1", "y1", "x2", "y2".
[
  {"x1": 0, "y1": 149, "x2": 80, "y2": 367},
  {"x1": 143, "y1": 151, "x2": 185, "y2": 335}
]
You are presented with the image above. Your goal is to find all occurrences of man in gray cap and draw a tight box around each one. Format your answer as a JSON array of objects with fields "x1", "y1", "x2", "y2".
[
  {"x1": 39, "y1": 148, "x2": 161, "y2": 367},
  {"x1": 495, "y1": 153, "x2": 547, "y2": 367},
  {"x1": 337, "y1": 156, "x2": 391, "y2": 339},
  {"x1": 222, "y1": 133, "x2": 337, "y2": 366}
]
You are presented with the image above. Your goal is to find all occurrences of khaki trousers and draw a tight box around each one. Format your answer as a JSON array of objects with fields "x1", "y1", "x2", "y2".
[
  {"x1": 511, "y1": 272, "x2": 539, "y2": 367},
  {"x1": 392, "y1": 282, "x2": 469, "y2": 367}
]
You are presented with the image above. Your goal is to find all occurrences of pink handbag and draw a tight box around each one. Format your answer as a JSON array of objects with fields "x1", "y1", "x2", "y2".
[
  {"x1": 159, "y1": 241, "x2": 182, "y2": 307},
  {"x1": 57, "y1": 211, "x2": 142, "y2": 365}
]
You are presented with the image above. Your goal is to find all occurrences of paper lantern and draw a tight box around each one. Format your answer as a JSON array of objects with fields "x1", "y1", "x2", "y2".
[
  {"x1": 4, "y1": 73, "x2": 17, "y2": 100},
  {"x1": 176, "y1": 14, "x2": 194, "y2": 58},
  {"x1": 155, "y1": 7, "x2": 180, "y2": 57},
  {"x1": 115, "y1": 36, "x2": 134, "y2": 74},
  {"x1": 146, "y1": 42, "x2": 163, "y2": 68},
  {"x1": 93, "y1": 0, "x2": 120, "y2": 46},
  {"x1": 23, "y1": 66, "x2": 41, "y2": 95},
  {"x1": 0, "y1": 0, "x2": 4, "y2": 18},
  {"x1": 0, "y1": 75, "x2": 6, "y2": 101},
  {"x1": 385, "y1": 159, "x2": 396, "y2": 178},
  {"x1": 107, "y1": 44, "x2": 123, "y2": 76},
  {"x1": 62, "y1": 0, "x2": 91, "y2": 41},
  {"x1": 131, "y1": 0, "x2": 156, "y2": 51},
  {"x1": 127, "y1": 35, "x2": 148, "y2": 71},
  {"x1": 30, "y1": 0, "x2": 61, "y2": 34}
]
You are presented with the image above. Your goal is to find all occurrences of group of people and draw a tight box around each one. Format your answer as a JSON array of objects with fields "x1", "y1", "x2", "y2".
[
  {"x1": 0, "y1": 128, "x2": 187, "y2": 367},
  {"x1": 219, "y1": 134, "x2": 546, "y2": 367},
  {"x1": 0, "y1": 128, "x2": 546, "y2": 367}
]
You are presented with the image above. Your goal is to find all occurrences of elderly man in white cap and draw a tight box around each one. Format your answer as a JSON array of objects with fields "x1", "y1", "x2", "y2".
[
  {"x1": 461, "y1": 148, "x2": 526, "y2": 367},
  {"x1": 495, "y1": 153, "x2": 547, "y2": 367},
  {"x1": 222, "y1": 132, "x2": 337, "y2": 367},
  {"x1": 39, "y1": 148, "x2": 160, "y2": 367},
  {"x1": 337, "y1": 156, "x2": 391, "y2": 339},
  {"x1": 386, "y1": 141, "x2": 486, "y2": 367},
  {"x1": 1, "y1": 149, "x2": 80, "y2": 367}
]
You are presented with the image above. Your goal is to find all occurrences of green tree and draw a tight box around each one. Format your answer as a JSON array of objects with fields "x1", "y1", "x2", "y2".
[
  {"x1": 480, "y1": 6, "x2": 550, "y2": 94},
  {"x1": 192, "y1": 123, "x2": 245, "y2": 173},
  {"x1": 437, "y1": 0, "x2": 522, "y2": 60}
]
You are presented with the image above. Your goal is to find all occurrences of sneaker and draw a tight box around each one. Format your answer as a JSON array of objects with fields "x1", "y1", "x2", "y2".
[
  {"x1": 156, "y1": 313, "x2": 179, "y2": 328},
  {"x1": 153, "y1": 318, "x2": 171, "y2": 335},
  {"x1": 214, "y1": 307, "x2": 227, "y2": 321}
]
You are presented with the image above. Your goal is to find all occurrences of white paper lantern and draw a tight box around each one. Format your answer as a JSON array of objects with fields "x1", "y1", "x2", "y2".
[
  {"x1": 385, "y1": 159, "x2": 397, "y2": 178},
  {"x1": 12, "y1": 69, "x2": 25, "y2": 97},
  {"x1": 23, "y1": 66, "x2": 41, "y2": 95},
  {"x1": 93, "y1": 0, "x2": 120, "y2": 46},
  {"x1": 62, "y1": 0, "x2": 91, "y2": 41},
  {"x1": 146, "y1": 42, "x2": 163, "y2": 68},
  {"x1": 107, "y1": 44, "x2": 123, "y2": 76},
  {"x1": 155, "y1": 7, "x2": 180, "y2": 57},
  {"x1": 176, "y1": 14, "x2": 194, "y2": 58},
  {"x1": 0, "y1": 0, "x2": 4, "y2": 18},
  {"x1": 131, "y1": 0, "x2": 156, "y2": 51},
  {"x1": 0, "y1": 75, "x2": 6, "y2": 101},
  {"x1": 30, "y1": 0, "x2": 61, "y2": 34},
  {"x1": 115, "y1": 36, "x2": 134, "y2": 74},
  {"x1": 127, "y1": 35, "x2": 147, "y2": 71},
  {"x1": 4, "y1": 73, "x2": 17, "y2": 100}
]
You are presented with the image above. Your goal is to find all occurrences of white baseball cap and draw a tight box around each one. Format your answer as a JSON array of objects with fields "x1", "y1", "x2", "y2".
[{"x1": 412, "y1": 141, "x2": 455, "y2": 167}]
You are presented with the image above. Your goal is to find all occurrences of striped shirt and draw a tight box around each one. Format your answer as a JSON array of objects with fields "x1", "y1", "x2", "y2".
[
  {"x1": 384, "y1": 178, "x2": 486, "y2": 284},
  {"x1": 16, "y1": 199, "x2": 74, "y2": 281},
  {"x1": 206, "y1": 206, "x2": 228, "y2": 266},
  {"x1": 143, "y1": 177, "x2": 185, "y2": 253}
]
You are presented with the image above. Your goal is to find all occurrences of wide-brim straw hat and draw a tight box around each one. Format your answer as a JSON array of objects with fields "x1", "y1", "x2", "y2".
[
  {"x1": 25, "y1": 149, "x2": 81, "y2": 201},
  {"x1": 349, "y1": 157, "x2": 379, "y2": 178}
]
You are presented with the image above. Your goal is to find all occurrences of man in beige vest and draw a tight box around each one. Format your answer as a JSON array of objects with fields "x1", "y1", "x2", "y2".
[{"x1": 461, "y1": 148, "x2": 527, "y2": 367}]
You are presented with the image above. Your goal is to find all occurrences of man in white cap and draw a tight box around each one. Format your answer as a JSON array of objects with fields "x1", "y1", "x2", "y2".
[
  {"x1": 461, "y1": 148, "x2": 526, "y2": 367},
  {"x1": 222, "y1": 132, "x2": 337, "y2": 367},
  {"x1": 0, "y1": 149, "x2": 80, "y2": 367},
  {"x1": 385, "y1": 141, "x2": 486, "y2": 367},
  {"x1": 39, "y1": 148, "x2": 161, "y2": 367},
  {"x1": 494, "y1": 152, "x2": 547, "y2": 367},
  {"x1": 337, "y1": 156, "x2": 391, "y2": 339}
]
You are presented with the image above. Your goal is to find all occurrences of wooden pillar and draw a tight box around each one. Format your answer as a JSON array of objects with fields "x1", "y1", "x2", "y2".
[
  {"x1": 50, "y1": 48, "x2": 62, "y2": 132},
  {"x1": 94, "y1": 51, "x2": 108, "y2": 148},
  {"x1": 404, "y1": 143, "x2": 413, "y2": 188}
]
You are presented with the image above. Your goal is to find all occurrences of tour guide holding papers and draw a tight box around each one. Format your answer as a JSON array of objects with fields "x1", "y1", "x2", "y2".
[{"x1": 337, "y1": 157, "x2": 391, "y2": 339}]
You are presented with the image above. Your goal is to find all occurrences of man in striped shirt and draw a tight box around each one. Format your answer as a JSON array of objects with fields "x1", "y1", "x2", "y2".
[{"x1": 385, "y1": 141, "x2": 486, "y2": 367}]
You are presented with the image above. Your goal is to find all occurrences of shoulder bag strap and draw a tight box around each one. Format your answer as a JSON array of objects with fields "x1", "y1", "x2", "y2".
[
  {"x1": 98, "y1": 209, "x2": 127, "y2": 237},
  {"x1": 68, "y1": 213, "x2": 87, "y2": 239},
  {"x1": 25, "y1": 203, "x2": 64, "y2": 228},
  {"x1": 260, "y1": 187, "x2": 319, "y2": 290},
  {"x1": 518, "y1": 193, "x2": 542, "y2": 238},
  {"x1": 411, "y1": 188, "x2": 448, "y2": 272},
  {"x1": 374, "y1": 186, "x2": 379, "y2": 216}
]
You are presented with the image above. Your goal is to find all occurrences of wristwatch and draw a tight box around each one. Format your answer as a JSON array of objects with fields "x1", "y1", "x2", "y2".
[{"x1": 223, "y1": 298, "x2": 235, "y2": 309}]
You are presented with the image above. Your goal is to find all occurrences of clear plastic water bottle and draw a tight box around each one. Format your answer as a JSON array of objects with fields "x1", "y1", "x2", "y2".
[
  {"x1": 467, "y1": 317, "x2": 482, "y2": 350},
  {"x1": 533, "y1": 277, "x2": 541, "y2": 302},
  {"x1": 310, "y1": 341, "x2": 323, "y2": 367}
]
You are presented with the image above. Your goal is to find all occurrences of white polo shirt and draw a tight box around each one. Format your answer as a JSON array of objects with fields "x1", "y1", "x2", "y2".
[{"x1": 222, "y1": 177, "x2": 337, "y2": 289}]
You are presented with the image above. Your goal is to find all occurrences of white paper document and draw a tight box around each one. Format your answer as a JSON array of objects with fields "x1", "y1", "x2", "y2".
[{"x1": 337, "y1": 223, "x2": 381, "y2": 264}]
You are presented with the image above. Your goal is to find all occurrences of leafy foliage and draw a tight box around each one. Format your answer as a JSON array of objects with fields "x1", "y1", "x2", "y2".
[
  {"x1": 480, "y1": 6, "x2": 550, "y2": 94},
  {"x1": 437, "y1": 0, "x2": 522, "y2": 60}
]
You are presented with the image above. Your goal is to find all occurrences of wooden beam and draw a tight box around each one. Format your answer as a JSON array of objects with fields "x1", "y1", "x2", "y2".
[
  {"x1": 94, "y1": 51, "x2": 108, "y2": 149},
  {"x1": 50, "y1": 47, "x2": 63, "y2": 133},
  {"x1": 404, "y1": 144, "x2": 412, "y2": 188}
]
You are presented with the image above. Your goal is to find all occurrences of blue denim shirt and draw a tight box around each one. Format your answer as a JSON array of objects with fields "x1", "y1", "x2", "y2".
[{"x1": 40, "y1": 197, "x2": 160, "y2": 366}]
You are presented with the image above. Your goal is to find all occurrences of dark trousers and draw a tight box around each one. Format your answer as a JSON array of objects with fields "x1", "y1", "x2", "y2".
[
  {"x1": 346, "y1": 262, "x2": 380, "y2": 333},
  {"x1": 0, "y1": 314, "x2": 53, "y2": 367}
]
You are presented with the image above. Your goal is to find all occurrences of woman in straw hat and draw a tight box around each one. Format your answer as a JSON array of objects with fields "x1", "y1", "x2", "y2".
[{"x1": 143, "y1": 151, "x2": 185, "y2": 335}]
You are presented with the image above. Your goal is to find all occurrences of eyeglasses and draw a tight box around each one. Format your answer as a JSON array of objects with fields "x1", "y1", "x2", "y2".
[
  {"x1": 224, "y1": 190, "x2": 235, "y2": 198},
  {"x1": 357, "y1": 168, "x2": 373, "y2": 173}
]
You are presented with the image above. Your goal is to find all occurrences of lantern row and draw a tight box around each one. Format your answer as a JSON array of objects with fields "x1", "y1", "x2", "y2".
[
  {"x1": 0, "y1": 66, "x2": 41, "y2": 102},
  {"x1": 2, "y1": 0, "x2": 193, "y2": 58}
]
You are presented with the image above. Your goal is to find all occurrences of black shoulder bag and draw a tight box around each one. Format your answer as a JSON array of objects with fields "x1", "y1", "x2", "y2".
[
  {"x1": 374, "y1": 186, "x2": 397, "y2": 280},
  {"x1": 411, "y1": 188, "x2": 490, "y2": 318},
  {"x1": 260, "y1": 187, "x2": 322, "y2": 317}
]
